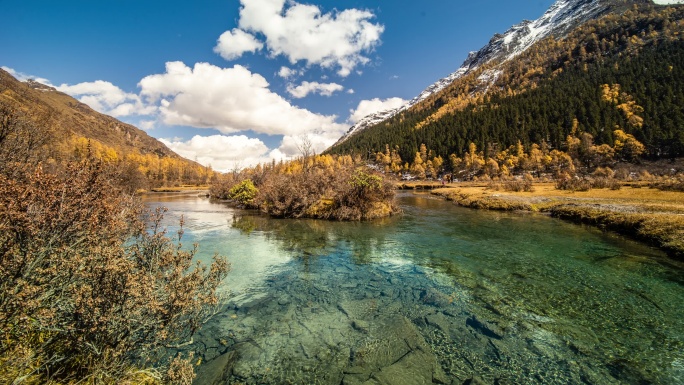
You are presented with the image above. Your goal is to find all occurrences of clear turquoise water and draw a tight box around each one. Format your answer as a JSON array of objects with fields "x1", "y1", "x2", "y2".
[{"x1": 144, "y1": 192, "x2": 684, "y2": 385}]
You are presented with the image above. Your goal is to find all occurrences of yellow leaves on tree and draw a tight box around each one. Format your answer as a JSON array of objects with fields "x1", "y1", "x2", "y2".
[
  {"x1": 601, "y1": 84, "x2": 644, "y2": 128},
  {"x1": 613, "y1": 129, "x2": 645, "y2": 161}
]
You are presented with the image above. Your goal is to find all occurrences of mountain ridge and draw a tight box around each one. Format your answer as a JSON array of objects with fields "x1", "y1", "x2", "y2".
[
  {"x1": 334, "y1": 0, "x2": 650, "y2": 146},
  {"x1": 0, "y1": 68, "x2": 178, "y2": 158},
  {"x1": 326, "y1": 2, "x2": 684, "y2": 161},
  {"x1": 0, "y1": 68, "x2": 213, "y2": 188}
]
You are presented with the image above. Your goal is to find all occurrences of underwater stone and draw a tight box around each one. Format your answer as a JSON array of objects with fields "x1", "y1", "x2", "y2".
[
  {"x1": 421, "y1": 288, "x2": 452, "y2": 308},
  {"x1": 230, "y1": 342, "x2": 263, "y2": 379},
  {"x1": 426, "y1": 312, "x2": 452, "y2": 333},
  {"x1": 371, "y1": 350, "x2": 436, "y2": 385},
  {"x1": 203, "y1": 347, "x2": 219, "y2": 362},
  {"x1": 192, "y1": 350, "x2": 238, "y2": 385},
  {"x1": 459, "y1": 376, "x2": 488, "y2": 385},
  {"x1": 352, "y1": 319, "x2": 371, "y2": 333},
  {"x1": 465, "y1": 315, "x2": 503, "y2": 340}
]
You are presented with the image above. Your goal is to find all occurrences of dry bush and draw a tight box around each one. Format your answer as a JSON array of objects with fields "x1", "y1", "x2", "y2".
[
  {"x1": 256, "y1": 169, "x2": 339, "y2": 218},
  {"x1": 614, "y1": 168, "x2": 631, "y2": 181},
  {"x1": 505, "y1": 175, "x2": 535, "y2": 192},
  {"x1": 0, "y1": 160, "x2": 229, "y2": 384},
  {"x1": 649, "y1": 174, "x2": 684, "y2": 192},
  {"x1": 209, "y1": 173, "x2": 239, "y2": 200},
  {"x1": 555, "y1": 173, "x2": 593, "y2": 191},
  {"x1": 333, "y1": 168, "x2": 397, "y2": 220},
  {"x1": 592, "y1": 167, "x2": 615, "y2": 179},
  {"x1": 253, "y1": 161, "x2": 398, "y2": 220}
]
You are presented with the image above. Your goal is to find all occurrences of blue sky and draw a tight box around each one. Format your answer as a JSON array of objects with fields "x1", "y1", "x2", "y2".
[{"x1": 2, "y1": 0, "x2": 556, "y2": 170}]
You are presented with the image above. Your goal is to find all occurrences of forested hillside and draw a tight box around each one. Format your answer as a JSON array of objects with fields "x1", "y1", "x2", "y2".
[
  {"x1": 0, "y1": 69, "x2": 215, "y2": 190},
  {"x1": 327, "y1": 5, "x2": 684, "y2": 164}
]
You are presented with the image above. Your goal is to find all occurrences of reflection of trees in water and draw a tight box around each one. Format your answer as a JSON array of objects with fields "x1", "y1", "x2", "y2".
[{"x1": 231, "y1": 213, "x2": 397, "y2": 265}]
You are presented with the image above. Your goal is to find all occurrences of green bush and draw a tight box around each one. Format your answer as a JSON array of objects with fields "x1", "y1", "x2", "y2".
[{"x1": 229, "y1": 179, "x2": 258, "y2": 207}]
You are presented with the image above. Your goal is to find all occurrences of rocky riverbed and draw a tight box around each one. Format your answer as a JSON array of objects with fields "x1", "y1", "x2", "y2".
[{"x1": 175, "y1": 251, "x2": 679, "y2": 385}]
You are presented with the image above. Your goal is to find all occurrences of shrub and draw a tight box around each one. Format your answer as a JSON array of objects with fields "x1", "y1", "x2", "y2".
[
  {"x1": 502, "y1": 177, "x2": 535, "y2": 192},
  {"x1": 253, "y1": 161, "x2": 398, "y2": 220},
  {"x1": 228, "y1": 179, "x2": 258, "y2": 207},
  {"x1": 555, "y1": 173, "x2": 592, "y2": 191},
  {"x1": 209, "y1": 173, "x2": 238, "y2": 199},
  {"x1": 334, "y1": 168, "x2": 397, "y2": 220},
  {"x1": 0, "y1": 160, "x2": 229, "y2": 384},
  {"x1": 650, "y1": 174, "x2": 684, "y2": 192},
  {"x1": 256, "y1": 171, "x2": 331, "y2": 218},
  {"x1": 592, "y1": 167, "x2": 615, "y2": 179}
]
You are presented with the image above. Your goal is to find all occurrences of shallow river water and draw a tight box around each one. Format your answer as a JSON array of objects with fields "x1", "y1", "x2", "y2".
[{"x1": 144, "y1": 192, "x2": 684, "y2": 385}]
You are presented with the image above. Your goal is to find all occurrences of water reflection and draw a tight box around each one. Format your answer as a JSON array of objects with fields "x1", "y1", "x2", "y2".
[
  {"x1": 142, "y1": 193, "x2": 291, "y2": 302},
  {"x1": 144, "y1": 192, "x2": 684, "y2": 384},
  {"x1": 231, "y1": 210, "x2": 397, "y2": 265}
]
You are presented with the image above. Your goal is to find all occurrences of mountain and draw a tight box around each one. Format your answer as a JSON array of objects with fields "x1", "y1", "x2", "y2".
[
  {"x1": 0, "y1": 68, "x2": 176, "y2": 158},
  {"x1": 0, "y1": 68, "x2": 213, "y2": 188},
  {"x1": 333, "y1": 0, "x2": 651, "y2": 146},
  {"x1": 328, "y1": 0, "x2": 684, "y2": 161}
]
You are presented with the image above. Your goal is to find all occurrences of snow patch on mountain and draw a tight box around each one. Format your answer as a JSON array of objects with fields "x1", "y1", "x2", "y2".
[{"x1": 334, "y1": 0, "x2": 611, "y2": 146}]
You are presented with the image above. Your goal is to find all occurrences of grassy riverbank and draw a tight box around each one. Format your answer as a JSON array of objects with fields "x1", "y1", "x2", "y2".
[{"x1": 425, "y1": 182, "x2": 684, "y2": 258}]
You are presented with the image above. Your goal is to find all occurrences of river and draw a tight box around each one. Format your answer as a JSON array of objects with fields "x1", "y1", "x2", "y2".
[{"x1": 143, "y1": 192, "x2": 684, "y2": 385}]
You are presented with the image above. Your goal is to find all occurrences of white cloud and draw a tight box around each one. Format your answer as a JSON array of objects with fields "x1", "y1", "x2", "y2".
[
  {"x1": 1, "y1": 66, "x2": 53, "y2": 86},
  {"x1": 159, "y1": 132, "x2": 345, "y2": 171},
  {"x1": 139, "y1": 120, "x2": 156, "y2": 130},
  {"x1": 278, "y1": 129, "x2": 344, "y2": 157},
  {"x1": 347, "y1": 89, "x2": 355, "y2": 94},
  {"x1": 160, "y1": 134, "x2": 272, "y2": 172},
  {"x1": 235, "y1": 0, "x2": 384, "y2": 77},
  {"x1": 277, "y1": 66, "x2": 298, "y2": 79},
  {"x1": 139, "y1": 61, "x2": 346, "y2": 138},
  {"x1": 56, "y1": 80, "x2": 155, "y2": 117},
  {"x1": 348, "y1": 97, "x2": 407, "y2": 124},
  {"x1": 214, "y1": 28, "x2": 264, "y2": 60},
  {"x1": 286, "y1": 81, "x2": 344, "y2": 98}
]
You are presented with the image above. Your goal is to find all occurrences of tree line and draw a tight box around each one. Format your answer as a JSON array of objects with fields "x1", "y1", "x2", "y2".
[{"x1": 327, "y1": 5, "x2": 684, "y2": 163}]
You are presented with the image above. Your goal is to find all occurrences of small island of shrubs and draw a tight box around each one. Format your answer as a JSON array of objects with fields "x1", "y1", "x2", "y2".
[{"x1": 210, "y1": 154, "x2": 399, "y2": 221}]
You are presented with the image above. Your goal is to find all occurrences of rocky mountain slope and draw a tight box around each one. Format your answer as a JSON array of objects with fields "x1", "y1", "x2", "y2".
[{"x1": 334, "y1": 0, "x2": 647, "y2": 145}]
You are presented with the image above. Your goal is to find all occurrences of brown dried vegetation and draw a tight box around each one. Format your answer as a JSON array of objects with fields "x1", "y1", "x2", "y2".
[
  {"x1": 212, "y1": 155, "x2": 399, "y2": 221},
  {"x1": 0, "y1": 104, "x2": 229, "y2": 383}
]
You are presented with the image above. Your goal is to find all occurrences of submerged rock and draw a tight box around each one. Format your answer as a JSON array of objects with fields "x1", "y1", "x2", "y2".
[
  {"x1": 192, "y1": 351, "x2": 238, "y2": 385},
  {"x1": 343, "y1": 315, "x2": 446, "y2": 385},
  {"x1": 465, "y1": 315, "x2": 503, "y2": 340},
  {"x1": 421, "y1": 288, "x2": 454, "y2": 308}
]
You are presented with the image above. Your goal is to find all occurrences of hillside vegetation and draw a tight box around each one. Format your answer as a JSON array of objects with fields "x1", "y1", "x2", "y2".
[
  {"x1": 328, "y1": 5, "x2": 684, "y2": 164},
  {"x1": 0, "y1": 69, "x2": 229, "y2": 383},
  {"x1": 0, "y1": 69, "x2": 216, "y2": 191}
]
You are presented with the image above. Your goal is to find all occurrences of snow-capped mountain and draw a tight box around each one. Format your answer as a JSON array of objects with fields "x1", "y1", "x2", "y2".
[{"x1": 334, "y1": 0, "x2": 616, "y2": 145}]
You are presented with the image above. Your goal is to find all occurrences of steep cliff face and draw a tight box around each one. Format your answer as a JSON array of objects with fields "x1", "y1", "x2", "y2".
[{"x1": 334, "y1": 0, "x2": 630, "y2": 145}]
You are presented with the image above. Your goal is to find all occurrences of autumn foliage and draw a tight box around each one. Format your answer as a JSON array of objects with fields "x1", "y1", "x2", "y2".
[
  {"x1": 0, "y1": 108, "x2": 229, "y2": 383},
  {"x1": 212, "y1": 155, "x2": 399, "y2": 221}
]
